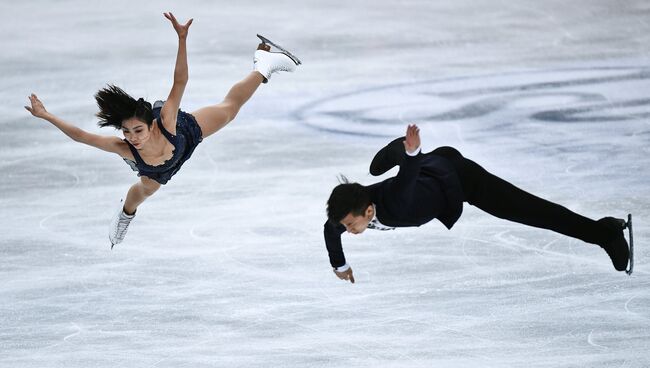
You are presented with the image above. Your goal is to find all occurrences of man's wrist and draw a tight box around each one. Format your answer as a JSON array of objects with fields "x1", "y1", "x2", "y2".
[
  {"x1": 406, "y1": 146, "x2": 421, "y2": 156},
  {"x1": 334, "y1": 264, "x2": 350, "y2": 272}
]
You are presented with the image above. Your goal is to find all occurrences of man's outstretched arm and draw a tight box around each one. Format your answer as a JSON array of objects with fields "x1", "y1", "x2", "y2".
[
  {"x1": 391, "y1": 124, "x2": 423, "y2": 203},
  {"x1": 324, "y1": 221, "x2": 355, "y2": 283}
]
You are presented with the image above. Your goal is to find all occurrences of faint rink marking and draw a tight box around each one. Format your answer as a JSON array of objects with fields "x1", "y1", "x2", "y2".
[
  {"x1": 456, "y1": 229, "x2": 524, "y2": 258},
  {"x1": 493, "y1": 228, "x2": 609, "y2": 270},
  {"x1": 3, "y1": 163, "x2": 81, "y2": 188},
  {"x1": 542, "y1": 238, "x2": 560, "y2": 251},
  {"x1": 292, "y1": 66, "x2": 650, "y2": 138},
  {"x1": 624, "y1": 295, "x2": 649, "y2": 320},
  {"x1": 564, "y1": 162, "x2": 581, "y2": 175},
  {"x1": 189, "y1": 222, "x2": 301, "y2": 282},
  {"x1": 149, "y1": 322, "x2": 216, "y2": 368},
  {"x1": 494, "y1": 228, "x2": 650, "y2": 275},
  {"x1": 37, "y1": 205, "x2": 103, "y2": 252},
  {"x1": 500, "y1": 0, "x2": 578, "y2": 42},
  {"x1": 62, "y1": 323, "x2": 82, "y2": 343},
  {"x1": 532, "y1": 326, "x2": 582, "y2": 350},
  {"x1": 460, "y1": 232, "x2": 491, "y2": 268},
  {"x1": 41, "y1": 322, "x2": 86, "y2": 350},
  {"x1": 310, "y1": 284, "x2": 450, "y2": 350},
  {"x1": 188, "y1": 216, "x2": 299, "y2": 280},
  {"x1": 312, "y1": 279, "x2": 529, "y2": 359},
  {"x1": 193, "y1": 142, "x2": 221, "y2": 195},
  {"x1": 141, "y1": 280, "x2": 415, "y2": 368},
  {"x1": 587, "y1": 329, "x2": 609, "y2": 350},
  {"x1": 38, "y1": 210, "x2": 71, "y2": 231},
  {"x1": 38, "y1": 199, "x2": 104, "y2": 233},
  {"x1": 254, "y1": 308, "x2": 432, "y2": 367},
  {"x1": 188, "y1": 220, "x2": 245, "y2": 253}
]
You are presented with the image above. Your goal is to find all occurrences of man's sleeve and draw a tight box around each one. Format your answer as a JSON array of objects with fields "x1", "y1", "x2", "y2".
[
  {"x1": 324, "y1": 220, "x2": 347, "y2": 268},
  {"x1": 390, "y1": 146, "x2": 422, "y2": 203}
]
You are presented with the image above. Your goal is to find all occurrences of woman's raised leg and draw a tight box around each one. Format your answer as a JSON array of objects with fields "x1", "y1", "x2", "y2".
[{"x1": 191, "y1": 72, "x2": 265, "y2": 138}]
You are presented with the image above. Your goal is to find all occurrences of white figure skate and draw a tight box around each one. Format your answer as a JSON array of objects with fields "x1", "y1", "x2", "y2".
[
  {"x1": 109, "y1": 200, "x2": 135, "y2": 249},
  {"x1": 254, "y1": 34, "x2": 301, "y2": 83}
]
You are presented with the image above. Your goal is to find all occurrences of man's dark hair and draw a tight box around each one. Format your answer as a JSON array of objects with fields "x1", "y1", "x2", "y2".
[
  {"x1": 95, "y1": 84, "x2": 153, "y2": 129},
  {"x1": 327, "y1": 180, "x2": 371, "y2": 224}
]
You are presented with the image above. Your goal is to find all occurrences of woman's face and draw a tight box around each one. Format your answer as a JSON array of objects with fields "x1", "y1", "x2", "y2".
[{"x1": 121, "y1": 117, "x2": 152, "y2": 150}]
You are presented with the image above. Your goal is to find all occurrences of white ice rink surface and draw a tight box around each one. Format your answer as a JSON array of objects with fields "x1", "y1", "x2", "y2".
[{"x1": 1, "y1": 1, "x2": 650, "y2": 367}]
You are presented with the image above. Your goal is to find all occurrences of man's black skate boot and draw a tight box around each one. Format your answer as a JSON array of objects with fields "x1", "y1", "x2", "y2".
[
  {"x1": 597, "y1": 217, "x2": 630, "y2": 272},
  {"x1": 370, "y1": 136, "x2": 406, "y2": 176}
]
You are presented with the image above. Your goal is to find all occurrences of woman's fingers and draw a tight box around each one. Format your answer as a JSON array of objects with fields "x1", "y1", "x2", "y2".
[
  {"x1": 164, "y1": 12, "x2": 192, "y2": 32},
  {"x1": 29, "y1": 94, "x2": 41, "y2": 106},
  {"x1": 164, "y1": 12, "x2": 179, "y2": 26}
]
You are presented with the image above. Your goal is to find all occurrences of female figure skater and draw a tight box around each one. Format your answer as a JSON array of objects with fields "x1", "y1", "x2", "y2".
[{"x1": 25, "y1": 12, "x2": 301, "y2": 247}]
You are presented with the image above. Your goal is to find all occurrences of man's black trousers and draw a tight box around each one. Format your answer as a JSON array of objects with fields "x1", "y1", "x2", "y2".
[{"x1": 431, "y1": 146, "x2": 611, "y2": 245}]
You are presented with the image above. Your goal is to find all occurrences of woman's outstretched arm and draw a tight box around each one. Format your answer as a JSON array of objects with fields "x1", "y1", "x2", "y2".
[
  {"x1": 25, "y1": 94, "x2": 127, "y2": 156},
  {"x1": 160, "y1": 12, "x2": 193, "y2": 131}
]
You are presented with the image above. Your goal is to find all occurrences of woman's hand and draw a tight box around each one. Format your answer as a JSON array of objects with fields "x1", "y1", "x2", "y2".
[
  {"x1": 24, "y1": 94, "x2": 49, "y2": 119},
  {"x1": 164, "y1": 12, "x2": 193, "y2": 40},
  {"x1": 403, "y1": 124, "x2": 421, "y2": 154}
]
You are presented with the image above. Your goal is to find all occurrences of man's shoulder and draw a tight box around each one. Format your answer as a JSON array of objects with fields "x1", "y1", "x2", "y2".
[
  {"x1": 420, "y1": 154, "x2": 456, "y2": 172},
  {"x1": 324, "y1": 220, "x2": 345, "y2": 234}
]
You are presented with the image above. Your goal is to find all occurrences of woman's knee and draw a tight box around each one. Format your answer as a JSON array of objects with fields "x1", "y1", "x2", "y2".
[
  {"x1": 142, "y1": 186, "x2": 159, "y2": 197},
  {"x1": 140, "y1": 178, "x2": 161, "y2": 197}
]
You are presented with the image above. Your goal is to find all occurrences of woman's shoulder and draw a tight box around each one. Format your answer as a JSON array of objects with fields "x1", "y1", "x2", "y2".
[
  {"x1": 156, "y1": 103, "x2": 179, "y2": 136},
  {"x1": 115, "y1": 139, "x2": 136, "y2": 161}
]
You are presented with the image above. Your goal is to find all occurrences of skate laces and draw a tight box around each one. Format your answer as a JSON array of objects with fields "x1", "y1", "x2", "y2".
[
  {"x1": 113, "y1": 212, "x2": 133, "y2": 240},
  {"x1": 270, "y1": 53, "x2": 295, "y2": 72}
]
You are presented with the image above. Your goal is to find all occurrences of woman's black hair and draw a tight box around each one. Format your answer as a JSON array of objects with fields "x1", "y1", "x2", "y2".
[
  {"x1": 326, "y1": 176, "x2": 371, "y2": 224},
  {"x1": 95, "y1": 84, "x2": 153, "y2": 129}
]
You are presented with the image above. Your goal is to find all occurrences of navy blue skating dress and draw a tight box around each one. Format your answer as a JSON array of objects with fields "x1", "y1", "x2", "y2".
[{"x1": 123, "y1": 102, "x2": 203, "y2": 185}]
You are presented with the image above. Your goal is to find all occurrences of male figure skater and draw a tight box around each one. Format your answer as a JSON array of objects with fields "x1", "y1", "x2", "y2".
[{"x1": 324, "y1": 125, "x2": 632, "y2": 283}]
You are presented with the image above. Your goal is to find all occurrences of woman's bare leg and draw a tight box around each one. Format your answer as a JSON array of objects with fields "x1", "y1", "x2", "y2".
[
  {"x1": 123, "y1": 176, "x2": 161, "y2": 215},
  {"x1": 191, "y1": 71, "x2": 265, "y2": 138}
]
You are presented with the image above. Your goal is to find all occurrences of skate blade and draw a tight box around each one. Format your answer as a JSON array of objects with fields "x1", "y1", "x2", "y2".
[
  {"x1": 625, "y1": 213, "x2": 634, "y2": 275},
  {"x1": 257, "y1": 34, "x2": 302, "y2": 65}
]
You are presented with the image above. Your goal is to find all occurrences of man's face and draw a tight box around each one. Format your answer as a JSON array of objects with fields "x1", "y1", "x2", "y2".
[{"x1": 340, "y1": 205, "x2": 374, "y2": 234}]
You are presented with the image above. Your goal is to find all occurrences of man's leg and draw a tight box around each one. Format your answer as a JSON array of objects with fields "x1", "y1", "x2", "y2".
[
  {"x1": 434, "y1": 148, "x2": 629, "y2": 270},
  {"x1": 461, "y1": 159, "x2": 608, "y2": 243}
]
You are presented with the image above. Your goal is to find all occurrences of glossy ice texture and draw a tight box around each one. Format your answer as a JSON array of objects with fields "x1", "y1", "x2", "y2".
[{"x1": 1, "y1": 1, "x2": 649, "y2": 367}]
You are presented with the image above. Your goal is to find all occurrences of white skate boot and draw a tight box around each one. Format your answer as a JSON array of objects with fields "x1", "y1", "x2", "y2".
[
  {"x1": 254, "y1": 34, "x2": 301, "y2": 83},
  {"x1": 109, "y1": 200, "x2": 135, "y2": 249}
]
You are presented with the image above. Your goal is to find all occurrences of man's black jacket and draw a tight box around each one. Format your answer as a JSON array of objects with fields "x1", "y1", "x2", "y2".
[{"x1": 324, "y1": 151, "x2": 464, "y2": 268}]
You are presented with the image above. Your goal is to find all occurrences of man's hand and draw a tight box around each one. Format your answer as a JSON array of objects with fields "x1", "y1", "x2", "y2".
[
  {"x1": 164, "y1": 12, "x2": 193, "y2": 40},
  {"x1": 333, "y1": 267, "x2": 355, "y2": 283},
  {"x1": 403, "y1": 124, "x2": 420, "y2": 154}
]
